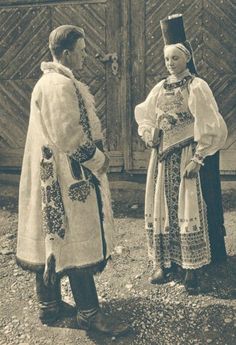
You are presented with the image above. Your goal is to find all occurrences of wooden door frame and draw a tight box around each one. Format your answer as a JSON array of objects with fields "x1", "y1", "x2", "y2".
[
  {"x1": 105, "y1": 0, "x2": 133, "y2": 172},
  {"x1": 109, "y1": 0, "x2": 145, "y2": 173}
]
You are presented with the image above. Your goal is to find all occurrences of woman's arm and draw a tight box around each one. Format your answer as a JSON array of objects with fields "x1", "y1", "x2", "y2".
[
  {"x1": 188, "y1": 77, "x2": 228, "y2": 164},
  {"x1": 135, "y1": 80, "x2": 164, "y2": 147}
]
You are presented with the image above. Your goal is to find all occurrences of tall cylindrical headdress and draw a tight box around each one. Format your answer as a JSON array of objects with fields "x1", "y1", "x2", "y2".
[
  {"x1": 160, "y1": 14, "x2": 198, "y2": 75},
  {"x1": 160, "y1": 14, "x2": 186, "y2": 45}
]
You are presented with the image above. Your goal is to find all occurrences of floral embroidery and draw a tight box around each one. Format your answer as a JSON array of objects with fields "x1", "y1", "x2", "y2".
[
  {"x1": 77, "y1": 90, "x2": 93, "y2": 140},
  {"x1": 42, "y1": 205, "x2": 65, "y2": 239},
  {"x1": 67, "y1": 89, "x2": 97, "y2": 203},
  {"x1": 41, "y1": 185, "x2": 52, "y2": 204},
  {"x1": 158, "y1": 111, "x2": 194, "y2": 132},
  {"x1": 71, "y1": 142, "x2": 96, "y2": 163},
  {"x1": 40, "y1": 146, "x2": 66, "y2": 239},
  {"x1": 51, "y1": 181, "x2": 65, "y2": 211},
  {"x1": 149, "y1": 148, "x2": 210, "y2": 269},
  {"x1": 158, "y1": 90, "x2": 185, "y2": 113},
  {"x1": 40, "y1": 162, "x2": 54, "y2": 182},
  {"x1": 156, "y1": 83, "x2": 195, "y2": 158},
  {"x1": 163, "y1": 75, "x2": 192, "y2": 90},
  {"x1": 68, "y1": 180, "x2": 95, "y2": 203},
  {"x1": 42, "y1": 146, "x2": 53, "y2": 159},
  {"x1": 69, "y1": 89, "x2": 96, "y2": 164}
]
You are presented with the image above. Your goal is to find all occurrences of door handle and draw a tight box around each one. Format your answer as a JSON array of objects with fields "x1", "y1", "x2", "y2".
[{"x1": 95, "y1": 52, "x2": 118, "y2": 76}]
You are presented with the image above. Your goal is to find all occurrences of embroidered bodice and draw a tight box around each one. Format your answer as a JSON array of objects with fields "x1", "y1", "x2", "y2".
[
  {"x1": 135, "y1": 74, "x2": 227, "y2": 159},
  {"x1": 156, "y1": 76, "x2": 195, "y2": 158}
]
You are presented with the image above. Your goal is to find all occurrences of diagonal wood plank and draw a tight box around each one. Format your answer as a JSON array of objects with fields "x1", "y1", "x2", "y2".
[{"x1": 0, "y1": 6, "x2": 51, "y2": 80}]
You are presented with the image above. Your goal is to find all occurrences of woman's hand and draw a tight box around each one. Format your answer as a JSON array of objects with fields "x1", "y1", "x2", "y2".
[
  {"x1": 183, "y1": 161, "x2": 201, "y2": 179},
  {"x1": 142, "y1": 130, "x2": 159, "y2": 148}
]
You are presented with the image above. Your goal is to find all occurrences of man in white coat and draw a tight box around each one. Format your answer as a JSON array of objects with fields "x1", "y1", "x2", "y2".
[{"x1": 16, "y1": 25, "x2": 129, "y2": 336}]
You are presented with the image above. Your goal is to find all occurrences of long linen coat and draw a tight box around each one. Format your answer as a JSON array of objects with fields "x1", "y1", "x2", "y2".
[{"x1": 17, "y1": 62, "x2": 114, "y2": 279}]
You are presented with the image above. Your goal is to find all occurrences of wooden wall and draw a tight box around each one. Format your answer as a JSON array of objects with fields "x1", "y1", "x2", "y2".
[
  {"x1": 0, "y1": 0, "x2": 235, "y2": 175},
  {"x1": 130, "y1": 0, "x2": 236, "y2": 174}
]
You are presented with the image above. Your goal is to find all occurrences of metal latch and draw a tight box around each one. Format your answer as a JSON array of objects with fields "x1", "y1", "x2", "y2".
[{"x1": 96, "y1": 52, "x2": 118, "y2": 75}]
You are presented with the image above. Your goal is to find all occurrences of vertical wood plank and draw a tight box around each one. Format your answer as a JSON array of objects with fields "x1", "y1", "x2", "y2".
[
  {"x1": 105, "y1": 0, "x2": 123, "y2": 154},
  {"x1": 130, "y1": 0, "x2": 146, "y2": 156},
  {"x1": 120, "y1": 0, "x2": 132, "y2": 170},
  {"x1": 130, "y1": 0, "x2": 146, "y2": 107}
]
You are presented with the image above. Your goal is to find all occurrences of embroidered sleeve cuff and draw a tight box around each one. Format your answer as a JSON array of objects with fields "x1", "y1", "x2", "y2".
[
  {"x1": 191, "y1": 152, "x2": 205, "y2": 166},
  {"x1": 71, "y1": 141, "x2": 96, "y2": 163},
  {"x1": 82, "y1": 147, "x2": 106, "y2": 172}
]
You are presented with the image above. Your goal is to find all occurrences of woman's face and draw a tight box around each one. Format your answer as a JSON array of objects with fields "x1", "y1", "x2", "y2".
[{"x1": 164, "y1": 45, "x2": 188, "y2": 75}]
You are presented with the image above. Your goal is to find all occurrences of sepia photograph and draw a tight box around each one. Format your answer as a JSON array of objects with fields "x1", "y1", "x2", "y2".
[{"x1": 0, "y1": 0, "x2": 235, "y2": 344}]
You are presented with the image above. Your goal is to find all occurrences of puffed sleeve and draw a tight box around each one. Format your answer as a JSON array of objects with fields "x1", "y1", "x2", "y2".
[
  {"x1": 188, "y1": 77, "x2": 228, "y2": 161},
  {"x1": 135, "y1": 80, "x2": 164, "y2": 137},
  {"x1": 38, "y1": 77, "x2": 105, "y2": 172}
]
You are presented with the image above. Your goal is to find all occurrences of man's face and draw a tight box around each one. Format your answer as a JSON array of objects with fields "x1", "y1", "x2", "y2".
[
  {"x1": 67, "y1": 38, "x2": 87, "y2": 71},
  {"x1": 164, "y1": 45, "x2": 188, "y2": 75}
]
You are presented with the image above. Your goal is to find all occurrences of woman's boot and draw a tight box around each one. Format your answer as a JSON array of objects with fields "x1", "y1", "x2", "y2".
[
  {"x1": 68, "y1": 270, "x2": 130, "y2": 336},
  {"x1": 184, "y1": 269, "x2": 198, "y2": 294},
  {"x1": 149, "y1": 267, "x2": 165, "y2": 284}
]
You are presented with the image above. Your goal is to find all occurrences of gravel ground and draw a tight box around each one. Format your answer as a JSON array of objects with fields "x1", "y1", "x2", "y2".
[{"x1": 0, "y1": 185, "x2": 236, "y2": 345}]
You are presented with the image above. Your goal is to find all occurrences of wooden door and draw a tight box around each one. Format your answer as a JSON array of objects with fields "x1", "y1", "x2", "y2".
[
  {"x1": 0, "y1": 0, "x2": 130, "y2": 172},
  {"x1": 130, "y1": 0, "x2": 236, "y2": 174}
]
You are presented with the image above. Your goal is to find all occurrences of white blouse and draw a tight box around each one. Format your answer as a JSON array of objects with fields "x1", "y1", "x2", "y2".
[{"x1": 135, "y1": 77, "x2": 228, "y2": 158}]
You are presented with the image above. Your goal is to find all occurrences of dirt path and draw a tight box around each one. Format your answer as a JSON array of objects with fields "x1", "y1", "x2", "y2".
[{"x1": 0, "y1": 186, "x2": 236, "y2": 345}]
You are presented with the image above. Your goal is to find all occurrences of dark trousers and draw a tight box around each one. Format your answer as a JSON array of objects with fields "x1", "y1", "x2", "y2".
[{"x1": 36, "y1": 269, "x2": 99, "y2": 312}]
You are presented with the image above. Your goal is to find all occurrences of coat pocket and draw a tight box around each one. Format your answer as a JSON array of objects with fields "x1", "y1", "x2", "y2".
[{"x1": 67, "y1": 156, "x2": 95, "y2": 203}]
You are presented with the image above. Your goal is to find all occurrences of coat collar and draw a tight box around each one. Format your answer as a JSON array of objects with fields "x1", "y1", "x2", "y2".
[{"x1": 41, "y1": 61, "x2": 76, "y2": 81}]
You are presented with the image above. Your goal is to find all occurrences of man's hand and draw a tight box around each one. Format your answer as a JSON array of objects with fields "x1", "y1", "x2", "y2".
[
  {"x1": 183, "y1": 160, "x2": 201, "y2": 179},
  {"x1": 97, "y1": 153, "x2": 110, "y2": 175}
]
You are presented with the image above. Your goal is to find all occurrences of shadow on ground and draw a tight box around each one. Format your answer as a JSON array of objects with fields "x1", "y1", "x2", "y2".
[{"x1": 222, "y1": 189, "x2": 236, "y2": 212}]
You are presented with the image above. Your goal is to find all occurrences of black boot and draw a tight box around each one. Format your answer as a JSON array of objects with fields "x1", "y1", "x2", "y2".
[
  {"x1": 184, "y1": 270, "x2": 198, "y2": 294},
  {"x1": 68, "y1": 270, "x2": 130, "y2": 336},
  {"x1": 36, "y1": 272, "x2": 75, "y2": 325}
]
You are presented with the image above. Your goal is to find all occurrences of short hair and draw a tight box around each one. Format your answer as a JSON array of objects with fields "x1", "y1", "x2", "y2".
[{"x1": 49, "y1": 25, "x2": 85, "y2": 59}]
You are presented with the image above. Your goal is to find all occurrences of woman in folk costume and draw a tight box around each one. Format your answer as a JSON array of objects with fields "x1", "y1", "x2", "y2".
[
  {"x1": 16, "y1": 25, "x2": 129, "y2": 336},
  {"x1": 135, "y1": 14, "x2": 228, "y2": 292}
]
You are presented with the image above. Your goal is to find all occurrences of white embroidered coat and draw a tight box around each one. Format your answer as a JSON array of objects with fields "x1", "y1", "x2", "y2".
[{"x1": 17, "y1": 62, "x2": 114, "y2": 276}]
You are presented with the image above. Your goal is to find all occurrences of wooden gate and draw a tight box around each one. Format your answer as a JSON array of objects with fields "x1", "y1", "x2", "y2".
[
  {"x1": 130, "y1": 0, "x2": 236, "y2": 174},
  {"x1": 0, "y1": 0, "x2": 130, "y2": 172},
  {"x1": 0, "y1": 0, "x2": 235, "y2": 175}
]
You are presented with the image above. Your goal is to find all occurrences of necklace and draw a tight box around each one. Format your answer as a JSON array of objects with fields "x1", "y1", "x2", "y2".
[{"x1": 163, "y1": 75, "x2": 193, "y2": 90}]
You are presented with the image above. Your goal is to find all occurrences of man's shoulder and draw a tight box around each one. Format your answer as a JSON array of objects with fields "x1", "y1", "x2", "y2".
[
  {"x1": 38, "y1": 72, "x2": 74, "y2": 88},
  {"x1": 32, "y1": 73, "x2": 75, "y2": 99}
]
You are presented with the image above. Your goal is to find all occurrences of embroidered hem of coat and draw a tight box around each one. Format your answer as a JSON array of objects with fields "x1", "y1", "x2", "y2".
[{"x1": 16, "y1": 256, "x2": 111, "y2": 276}]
